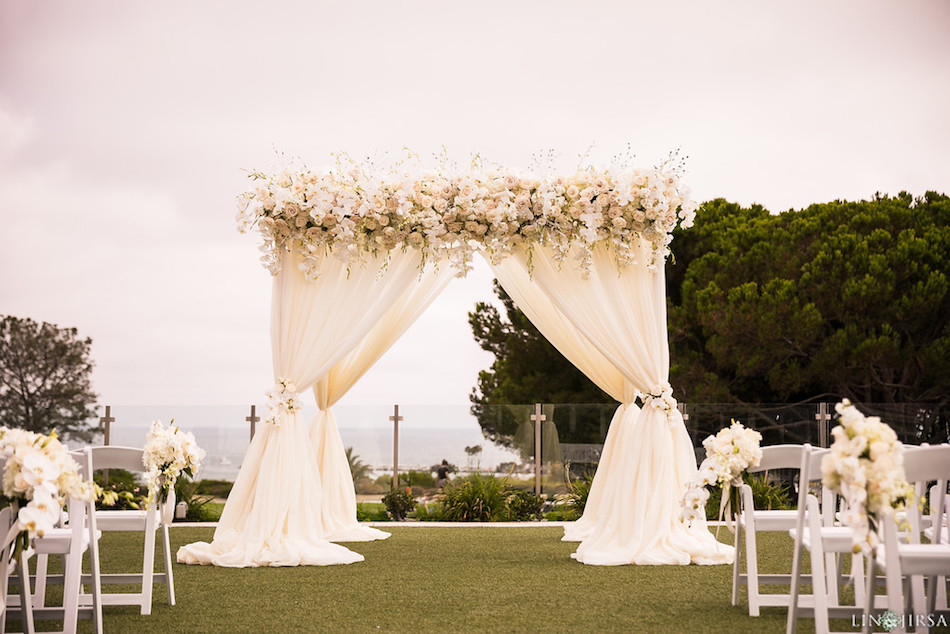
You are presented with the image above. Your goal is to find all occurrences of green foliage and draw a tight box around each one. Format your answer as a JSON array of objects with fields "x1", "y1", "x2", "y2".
[
  {"x1": 382, "y1": 487, "x2": 417, "y2": 520},
  {"x1": 194, "y1": 479, "x2": 233, "y2": 498},
  {"x1": 401, "y1": 470, "x2": 435, "y2": 489},
  {"x1": 439, "y1": 474, "x2": 510, "y2": 521},
  {"x1": 704, "y1": 473, "x2": 794, "y2": 520},
  {"x1": 346, "y1": 446, "x2": 372, "y2": 483},
  {"x1": 744, "y1": 473, "x2": 794, "y2": 511},
  {"x1": 175, "y1": 476, "x2": 218, "y2": 521},
  {"x1": 93, "y1": 469, "x2": 145, "y2": 510},
  {"x1": 412, "y1": 501, "x2": 448, "y2": 521},
  {"x1": 356, "y1": 502, "x2": 389, "y2": 522},
  {"x1": 564, "y1": 471, "x2": 595, "y2": 516},
  {"x1": 0, "y1": 315, "x2": 98, "y2": 441},
  {"x1": 669, "y1": 193, "x2": 950, "y2": 416},
  {"x1": 506, "y1": 488, "x2": 543, "y2": 521},
  {"x1": 468, "y1": 281, "x2": 613, "y2": 447}
]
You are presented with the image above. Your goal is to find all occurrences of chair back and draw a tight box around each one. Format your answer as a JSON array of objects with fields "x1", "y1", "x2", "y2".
[
  {"x1": 901, "y1": 444, "x2": 950, "y2": 484},
  {"x1": 87, "y1": 446, "x2": 146, "y2": 473},
  {"x1": 901, "y1": 444, "x2": 950, "y2": 542},
  {"x1": 750, "y1": 444, "x2": 808, "y2": 473},
  {"x1": 802, "y1": 445, "x2": 830, "y2": 483}
]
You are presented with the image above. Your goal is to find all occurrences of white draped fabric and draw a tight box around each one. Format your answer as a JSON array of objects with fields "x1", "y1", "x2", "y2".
[
  {"x1": 178, "y1": 249, "x2": 431, "y2": 566},
  {"x1": 310, "y1": 261, "x2": 453, "y2": 541},
  {"x1": 491, "y1": 241, "x2": 732, "y2": 566}
]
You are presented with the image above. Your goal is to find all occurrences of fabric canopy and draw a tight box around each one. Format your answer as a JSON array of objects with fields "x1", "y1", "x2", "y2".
[
  {"x1": 310, "y1": 258, "x2": 453, "y2": 541},
  {"x1": 179, "y1": 249, "x2": 434, "y2": 566},
  {"x1": 491, "y1": 241, "x2": 732, "y2": 565}
]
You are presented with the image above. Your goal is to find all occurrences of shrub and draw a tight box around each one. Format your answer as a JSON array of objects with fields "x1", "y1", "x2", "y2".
[
  {"x1": 355, "y1": 478, "x2": 386, "y2": 494},
  {"x1": 356, "y1": 502, "x2": 390, "y2": 522},
  {"x1": 94, "y1": 469, "x2": 145, "y2": 511},
  {"x1": 412, "y1": 501, "x2": 447, "y2": 521},
  {"x1": 401, "y1": 470, "x2": 435, "y2": 489},
  {"x1": 506, "y1": 489, "x2": 543, "y2": 521},
  {"x1": 195, "y1": 479, "x2": 233, "y2": 498},
  {"x1": 441, "y1": 474, "x2": 509, "y2": 521},
  {"x1": 704, "y1": 472, "x2": 794, "y2": 520},
  {"x1": 382, "y1": 487, "x2": 417, "y2": 520},
  {"x1": 175, "y1": 476, "x2": 217, "y2": 522},
  {"x1": 565, "y1": 471, "x2": 595, "y2": 515}
]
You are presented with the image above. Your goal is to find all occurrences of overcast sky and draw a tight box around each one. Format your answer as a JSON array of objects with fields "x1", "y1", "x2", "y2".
[{"x1": 1, "y1": 0, "x2": 948, "y2": 411}]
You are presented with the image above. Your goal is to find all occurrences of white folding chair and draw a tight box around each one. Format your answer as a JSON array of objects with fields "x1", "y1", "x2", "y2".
[
  {"x1": 923, "y1": 483, "x2": 949, "y2": 611},
  {"x1": 788, "y1": 449, "x2": 941, "y2": 633},
  {"x1": 87, "y1": 446, "x2": 175, "y2": 615},
  {"x1": 786, "y1": 444, "x2": 865, "y2": 634},
  {"x1": 874, "y1": 444, "x2": 950, "y2": 633},
  {"x1": 0, "y1": 505, "x2": 24, "y2": 633},
  {"x1": 1, "y1": 480, "x2": 103, "y2": 634},
  {"x1": 732, "y1": 443, "x2": 807, "y2": 616},
  {"x1": 22, "y1": 449, "x2": 104, "y2": 634}
]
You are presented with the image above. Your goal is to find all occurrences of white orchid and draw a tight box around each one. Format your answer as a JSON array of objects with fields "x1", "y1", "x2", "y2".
[
  {"x1": 680, "y1": 420, "x2": 762, "y2": 526},
  {"x1": 143, "y1": 420, "x2": 205, "y2": 506},
  {"x1": 238, "y1": 157, "x2": 697, "y2": 280},
  {"x1": 821, "y1": 399, "x2": 912, "y2": 553},
  {"x1": 0, "y1": 426, "x2": 96, "y2": 550}
]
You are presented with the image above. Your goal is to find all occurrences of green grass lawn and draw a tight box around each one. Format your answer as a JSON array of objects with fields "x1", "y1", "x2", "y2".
[{"x1": 10, "y1": 527, "x2": 896, "y2": 633}]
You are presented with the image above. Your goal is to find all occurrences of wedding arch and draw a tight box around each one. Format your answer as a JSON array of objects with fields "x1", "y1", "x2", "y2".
[{"x1": 177, "y1": 156, "x2": 733, "y2": 568}]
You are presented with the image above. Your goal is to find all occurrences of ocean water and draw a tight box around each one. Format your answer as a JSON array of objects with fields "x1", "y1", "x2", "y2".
[{"x1": 93, "y1": 404, "x2": 523, "y2": 482}]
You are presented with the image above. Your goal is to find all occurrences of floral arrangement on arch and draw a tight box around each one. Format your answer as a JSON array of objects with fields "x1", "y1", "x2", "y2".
[
  {"x1": 263, "y1": 377, "x2": 304, "y2": 428},
  {"x1": 0, "y1": 427, "x2": 96, "y2": 557},
  {"x1": 820, "y1": 399, "x2": 912, "y2": 554},
  {"x1": 680, "y1": 420, "x2": 763, "y2": 525},
  {"x1": 642, "y1": 382, "x2": 678, "y2": 421},
  {"x1": 142, "y1": 420, "x2": 205, "y2": 506},
  {"x1": 236, "y1": 152, "x2": 698, "y2": 280}
]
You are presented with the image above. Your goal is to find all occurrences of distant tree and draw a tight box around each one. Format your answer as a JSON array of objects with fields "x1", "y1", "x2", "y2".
[
  {"x1": 469, "y1": 282, "x2": 612, "y2": 447},
  {"x1": 668, "y1": 192, "x2": 950, "y2": 408},
  {"x1": 0, "y1": 315, "x2": 98, "y2": 441},
  {"x1": 345, "y1": 446, "x2": 372, "y2": 484}
]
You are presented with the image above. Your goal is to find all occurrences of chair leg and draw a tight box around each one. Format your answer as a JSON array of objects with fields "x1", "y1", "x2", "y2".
[
  {"x1": 851, "y1": 551, "x2": 866, "y2": 609},
  {"x1": 0, "y1": 550, "x2": 9, "y2": 634},
  {"x1": 731, "y1": 520, "x2": 742, "y2": 606},
  {"x1": 17, "y1": 550, "x2": 35, "y2": 634},
  {"x1": 808, "y1": 499, "x2": 831, "y2": 634},
  {"x1": 62, "y1": 552, "x2": 82, "y2": 634},
  {"x1": 825, "y1": 550, "x2": 840, "y2": 608},
  {"x1": 935, "y1": 574, "x2": 947, "y2": 610},
  {"x1": 161, "y1": 524, "x2": 175, "y2": 606},
  {"x1": 787, "y1": 531, "x2": 804, "y2": 634},
  {"x1": 88, "y1": 533, "x2": 103, "y2": 634},
  {"x1": 746, "y1": 519, "x2": 762, "y2": 616},
  {"x1": 141, "y1": 526, "x2": 156, "y2": 615},
  {"x1": 32, "y1": 554, "x2": 48, "y2": 608}
]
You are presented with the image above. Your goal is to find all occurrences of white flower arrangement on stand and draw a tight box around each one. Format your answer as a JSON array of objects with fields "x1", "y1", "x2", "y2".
[
  {"x1": 680, "y1": 420, "x2": 763, "y2": 526},
  {"x1": 142, "y1": 420, "x2": 205, "y2": 513},
  {"x1": 0, "y1": 427, "x2": 96, "y2": 558},
  {"x1": 820, "y1": 399, "x2": 912, "y2": 554}
]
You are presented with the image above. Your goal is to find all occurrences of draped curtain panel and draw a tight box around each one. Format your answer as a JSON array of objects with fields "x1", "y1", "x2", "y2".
[
  {"x1": 311, "y1": 259, "x2": 453, "y2": 541},
  {"x1": 178, "y1": 249, "x2": 430, "y2": 566},
  {"x1": 491, "y1": 241, "x2": 732, "y2": 566}
]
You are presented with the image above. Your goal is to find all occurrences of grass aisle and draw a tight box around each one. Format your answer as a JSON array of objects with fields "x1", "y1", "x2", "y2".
[{"x1": 79, "y1": 527, "x2": 812, "y2": 633}]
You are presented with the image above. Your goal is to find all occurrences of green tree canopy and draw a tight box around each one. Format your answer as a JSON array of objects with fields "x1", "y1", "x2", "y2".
[
  {"x1": 468, "y1": 282, "x2": 612, "y2": 447},
  {"x1": 0, "y1": 315, "x2": 98, "y2": 441},
  {"x1": 669, "y1": 192, "x2": 950, "y2": 406}
]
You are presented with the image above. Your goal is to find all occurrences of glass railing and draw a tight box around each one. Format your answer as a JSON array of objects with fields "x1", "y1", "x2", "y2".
[{"x1": 76, "y1": 402, "x2": 949, "y2": 498}]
